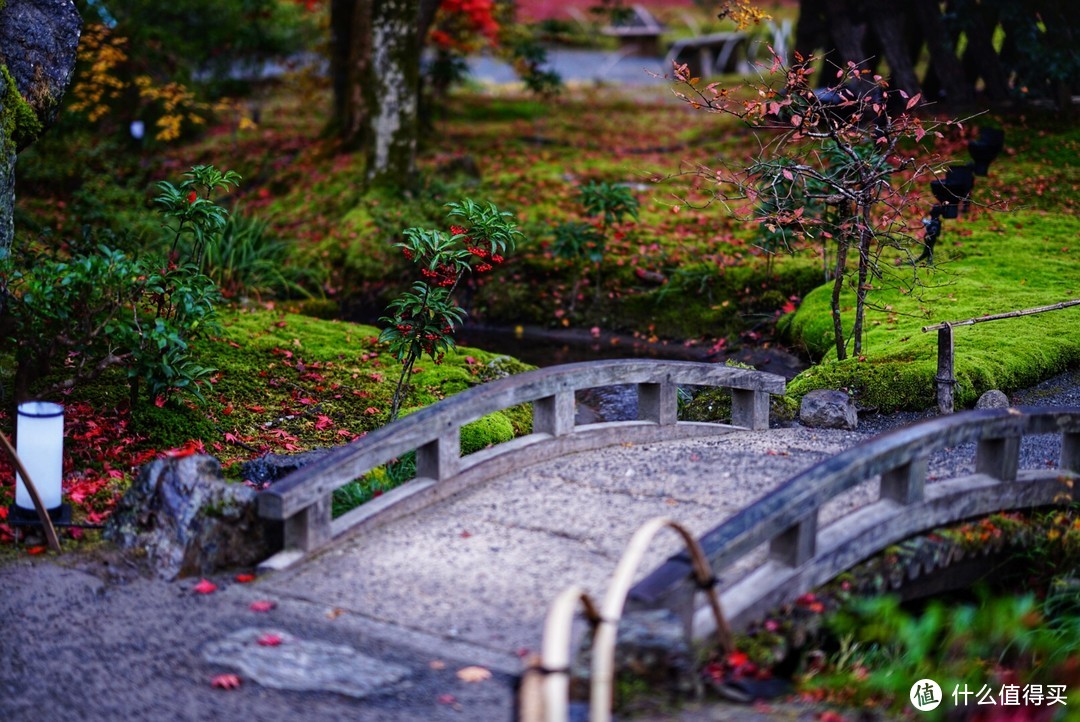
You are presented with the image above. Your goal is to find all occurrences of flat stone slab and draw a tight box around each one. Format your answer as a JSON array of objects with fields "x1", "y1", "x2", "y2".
[{"x1": 202, "y1": 628, "x2": 410, "y2": 698}]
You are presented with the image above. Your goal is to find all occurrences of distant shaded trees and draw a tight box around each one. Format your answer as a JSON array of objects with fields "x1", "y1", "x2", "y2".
[{"x1": 795, "y1": 0, "x2": 1078, "y2": 109}]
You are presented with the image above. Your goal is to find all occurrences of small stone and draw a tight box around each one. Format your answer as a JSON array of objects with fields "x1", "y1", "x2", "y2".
[
  {"x1": 799, "y1": 389, "x2": 858, "y2": 430},
  {"x1": 975, "y1": 389, "x2": 1010, "y2": 409}
]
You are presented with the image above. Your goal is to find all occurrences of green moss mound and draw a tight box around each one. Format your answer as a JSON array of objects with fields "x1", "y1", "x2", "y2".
[
  {"x1": 783, "y1": 210, "x2": 1080, "y2": 412},
  {"x1": 460, "y1": 412, "x2": 516, "y2": 454}
]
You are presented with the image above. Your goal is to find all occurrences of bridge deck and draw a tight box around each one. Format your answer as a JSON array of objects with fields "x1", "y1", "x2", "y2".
[{"x1": 257, "y1": 421, "x2": 1062, "y2": 664}]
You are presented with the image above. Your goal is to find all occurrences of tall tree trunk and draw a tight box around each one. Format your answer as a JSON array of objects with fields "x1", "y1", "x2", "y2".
[
  {"x1": 0, "y1": 128, "x2": 13, "y2": 260},
  {"x1": 867, "y1": 4, "x2": 921, "y2": 95},
  {"x1": 364, "y1": 0, "x2": 420, "y2": 188},
  {"x1": 331, "y1": 0, "x2": 372, "y2": 150},
  {"x1": 912, "y1": 0, "x2": 973, "y2": 104},
  {"x1": 823, "y1": 0, "x2": 868, "y2": 66},
  {"x1": 962, "y1": 2, "x2": 1009, "y2": 102}
]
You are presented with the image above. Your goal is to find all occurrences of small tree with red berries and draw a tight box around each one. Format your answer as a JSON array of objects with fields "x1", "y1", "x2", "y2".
[{"x1": 380, "y1": 199, "x2": 522, "y2": 420}]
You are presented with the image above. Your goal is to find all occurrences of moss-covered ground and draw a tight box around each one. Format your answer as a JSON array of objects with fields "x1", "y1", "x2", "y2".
[
  {"x1": 782, "y1": 115, "x2": 1080, "y2": 411},
  {"x1": 0, "y1": 307, "x2": 533, "y2": 536}
]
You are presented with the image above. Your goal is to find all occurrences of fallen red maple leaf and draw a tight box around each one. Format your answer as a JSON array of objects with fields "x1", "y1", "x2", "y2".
[
  {"x1": 27, "y1": 545, "x2": 47, "y2": 555},
  {"x1": 210, "y1": 673, "x2": 242, "y2": 690},
  {"x1": 234, "y1": 573, "x2": 256, "y2": 583},
  {"x1": 249, "y1": 600, "x2": 276, "y2": 613},
  {"x1": 257, "y1": 633, "x2": 283, "y2": 647},
  {"x1": 193, "y1": 579, "x2": 218, "y2": 595}
]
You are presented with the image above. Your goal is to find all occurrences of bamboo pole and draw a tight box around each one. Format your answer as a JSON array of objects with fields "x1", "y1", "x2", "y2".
[
  {"x1": 922, "y1": 299, "x2": 1080, "y2": 332},
  {"x1": 0, "y1": 430, "x2": 62, "y2": 553},
  {"x1": 936, "y1": 324, "x2": 955, "y2": 415}
]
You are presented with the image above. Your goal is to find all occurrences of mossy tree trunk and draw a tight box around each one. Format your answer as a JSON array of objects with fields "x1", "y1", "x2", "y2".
[
  {"x1": 0, "y1": 120, "x2": 13, "y2": 259},
  {"x1": 364, "y1": 0, "x2": 420, "y2": 188},
  {"x1": 0, "y1": 0, "x2": 83, "y2": 259},
  {"x1": 331, "y1": 0, "x2": 441, "y2": 188}
]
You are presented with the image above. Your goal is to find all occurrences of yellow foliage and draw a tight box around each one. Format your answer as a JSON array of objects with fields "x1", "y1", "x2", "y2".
[
  {"x1": 718, "y1": 1, "x2": 771, "y2": 29},
  {"x1": 69, "y1": 24, "x2": 129, "y2": 122},
  {"x1": 68, "y1": 23, "x2": 249, "y2": 142}
]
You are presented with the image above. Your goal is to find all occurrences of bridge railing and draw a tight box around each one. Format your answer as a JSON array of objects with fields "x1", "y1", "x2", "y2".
[
  {"x1": 629, "y1": 406, "x2": 1080, "y2": 633},
  {"x1": 257, "y1": 359, "x2": 786, "y2": 571},
  {"x1": 525, "y1": 406, "x2": 1079, "y2": 721}
]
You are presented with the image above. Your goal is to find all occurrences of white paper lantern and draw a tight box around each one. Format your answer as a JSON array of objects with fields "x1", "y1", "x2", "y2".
[{"x1": 14, "y1": 402, "x2": 64, "y2": 511}]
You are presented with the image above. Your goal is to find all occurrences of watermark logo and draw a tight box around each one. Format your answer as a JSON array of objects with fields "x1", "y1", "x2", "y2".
[{"x1": 911, "y1": 679, "x2": 943, "y2": 712}]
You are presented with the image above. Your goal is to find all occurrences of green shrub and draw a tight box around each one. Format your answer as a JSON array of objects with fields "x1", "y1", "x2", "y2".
[{"x1": 0, "y1": 166, "x2": 237, "y2": 404}]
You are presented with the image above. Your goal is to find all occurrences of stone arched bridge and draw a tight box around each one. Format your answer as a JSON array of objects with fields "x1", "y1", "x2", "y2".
[{"x1": 251, "y1": 359, "x2": 1078, "y2": 683}]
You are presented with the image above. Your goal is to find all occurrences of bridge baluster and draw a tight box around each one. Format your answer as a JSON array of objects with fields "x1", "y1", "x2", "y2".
[
  {"x1": 638, "y1": 381, "x2": 677, "y2": 425},
  {"x1": 880, "y1": 456, "x2": 928, "y2": 505},
  {"x1": 416, "y1": 430, "x2": 460, "y2": 482},
  {"x1": 1064, "y1": 432, "x2": 1080, "y2": 500},
  {"x1": 769, "y1": 511, "x2": 818, "y2": 567},
  {"x1": 284, "y1": 496, "x2": 332, "y2": 552},
  {"x1": 534, "y1": 391, "x2": 575, "y2": 436},
  {"x1": 975, "y1": 435, "x2": 1020, "y2": 482},
  {"x1": 731, "y1": 388, "x2": 770, "y2": 430}
]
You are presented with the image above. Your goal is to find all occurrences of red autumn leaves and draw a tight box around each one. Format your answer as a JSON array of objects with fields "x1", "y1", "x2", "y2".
[{"x1": 195, "y1": 575, "x2": 284, "y2": 690}]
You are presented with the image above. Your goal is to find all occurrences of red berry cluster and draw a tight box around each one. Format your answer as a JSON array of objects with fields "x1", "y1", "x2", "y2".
[{"x1": 420, "y1": 264, "x2": 457, "y2": 287}]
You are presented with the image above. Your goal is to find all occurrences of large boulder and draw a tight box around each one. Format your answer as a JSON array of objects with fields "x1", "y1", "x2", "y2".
[
  {"x1": 105, "y1": 455, "x2": 277, "y2": 580},
  {"x1": 799, "y1": 389, "x2": 858, "y2": 430}
]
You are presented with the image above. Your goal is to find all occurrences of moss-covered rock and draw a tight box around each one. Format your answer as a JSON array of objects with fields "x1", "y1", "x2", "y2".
[{"x1": 1, "y1": 65, "x2": 42, "y2": 154}]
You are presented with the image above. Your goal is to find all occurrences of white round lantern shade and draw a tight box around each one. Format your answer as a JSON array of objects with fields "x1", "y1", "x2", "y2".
[{"x1": 15, "y1": 401, "x2": 65, "y2": 511}]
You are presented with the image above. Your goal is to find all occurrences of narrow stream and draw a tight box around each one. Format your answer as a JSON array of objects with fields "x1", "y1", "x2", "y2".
[{"x1": 456, "y1": 324, "x2": 808, "y2": 422}]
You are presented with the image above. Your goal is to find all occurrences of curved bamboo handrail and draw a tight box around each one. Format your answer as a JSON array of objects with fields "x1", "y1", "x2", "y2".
[{"x1": 522, "y1": 518, "x2": 730, "y2": 722}]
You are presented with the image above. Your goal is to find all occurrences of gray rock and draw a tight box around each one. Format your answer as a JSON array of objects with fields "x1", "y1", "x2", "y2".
[
  {"x1": 240, "y1": 448, "x2": 333, "y2": 489},
  {"x1": 571, "y1": 608, "x2": 699, "y2": 701},
  {"x1": 104, "y1": 455, "x2": 277, "y2": 579},
  {"x1": 976, "y1": 389, "x2": 1010, "y2": 409},
  {"x1": 799, "y1": 389, "x2": 858, "y2": 430},
  {"x1": 202, "y1": 628, "x2": 410, "y2": 698}
]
